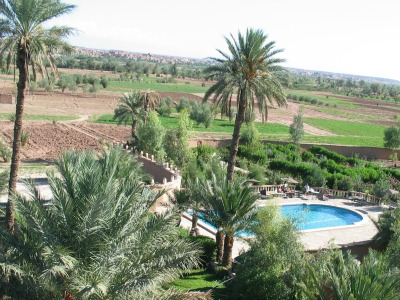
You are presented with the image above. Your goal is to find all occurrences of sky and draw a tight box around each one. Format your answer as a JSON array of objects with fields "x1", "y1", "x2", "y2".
[{"x1": 50, "y1": 0, "x2": 400, "y2": 81}]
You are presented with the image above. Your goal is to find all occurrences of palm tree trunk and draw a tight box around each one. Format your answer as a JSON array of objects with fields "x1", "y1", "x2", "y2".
[
  {"x1": 31, "y1": 60, "x2": 37, "y2": 82},
  {"x1": 191, "y1": 211, "x2": 199, "y2": 229},
  {"x1": 226, "y1": 91, "x2": 246, "y2": 181},
  {"x1": 6, "y1": 52, "x2": 12, "y2": 74},
  {"x1": 131, "y1": 118, "x2": 137, "y2": 139},
  {"x1": 222, "y1": 233, "x2": 234, "y2": 267},
  {"x1": 216, "y1": 230, "x2": 224, "y2": 263},
  {"x1": 6, "y1": 46, "x2": 28, "y2": 233}
]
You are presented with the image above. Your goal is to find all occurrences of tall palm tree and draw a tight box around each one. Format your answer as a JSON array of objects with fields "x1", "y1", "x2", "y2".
[
  {"x1": 113, "y1": 90, "x2": 145, "y2": 142},
  {"x1": 0, "y1": 0, "x2": 76, "y2": 233},
  {"x1": 0, "y1": 148, "x2": 200, "y2": 299},
  {"x1": 204, "y1": 28, "x2": 287, "y2": 181},
  {"x1": 202, "y1": 175, "x2": 259, "y2": 266}
]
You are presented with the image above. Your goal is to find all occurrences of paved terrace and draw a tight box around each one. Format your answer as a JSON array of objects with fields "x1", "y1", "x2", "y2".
[{"x1": 181, "y1": 196, "x2": 384, "y2": 258}]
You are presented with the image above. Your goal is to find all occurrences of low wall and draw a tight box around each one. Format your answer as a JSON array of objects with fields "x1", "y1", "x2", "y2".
[
  {"x1": 189, "y1": 138, "x2": 398, "y2": 161},
  {"x1": 0, "y1": 93, "x2": 13, "y2": 104},
  {"x1": 138, "y1": 155, "x2": 180, "y2": 185},
  {"x1": 118, "y1": 145, "x2": 181, "y2": 188}
]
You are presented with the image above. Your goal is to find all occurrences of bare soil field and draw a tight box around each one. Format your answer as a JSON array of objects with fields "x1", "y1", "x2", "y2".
[{"x1": 0, "y1": 121, "x2": 130, "y2": 161}]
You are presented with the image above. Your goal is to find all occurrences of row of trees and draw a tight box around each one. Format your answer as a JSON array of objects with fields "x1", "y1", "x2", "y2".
[{"x1": 49, "y1": 55, "x2": 207, "y2": 79}]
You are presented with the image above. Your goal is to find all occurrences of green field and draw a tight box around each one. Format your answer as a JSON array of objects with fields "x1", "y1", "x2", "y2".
[
  {"x1": 94, "y1": 114, "x2": 290, "y2": 135},
  {"x1": 93, "y1": 113, "x2": 388, "y2": 147},
  {"x1": 0, "y1": 161, "x2": 56, "y2": 175},
  {"x1": 107, "y1": 78, "x2": 208, "y2": 93},
  {"x1": 309, "y1": 107, "x2": 375, "y2": 121},
  {"x1": 0, "y1": 113, "x2": 77, "y2": 121},
  {"x1": 301, "y1": 135, "x2": 383, "y2": 148},
  {"x1": 304, "y1": 118, "x2": 386, "y2": 137}
]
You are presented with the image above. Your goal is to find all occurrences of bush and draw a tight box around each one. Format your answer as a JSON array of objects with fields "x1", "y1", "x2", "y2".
[
  {"x1": 237, "y1": 145, "x2": 268, "y2": 165},
  {"x1": 304, "y1": 165, "x2": 326, "y2": 187},
  {"x1": 268, "y1": 159, "x2": 314, "y2": 178},
  {"x1": 301, "y1": 151, "x2": 314, "y2": 162},
  {"x1": 248, "y1": 164, "x2": 266, "y2": 185},
  {"x1": 157, "y1": 97, "x2": 173, "y2": 117},
  {"x1": 20, "y1": 130, "x2": 30, "y2": 147},
  {"x1": 309, "y1": 145, "x2": 346, "y2": 163},
  {"x1": 176, "y1": 97, "x2": 194, "y2": 113},
  {"x1": 100, "y1": 76, "x2": 109, "y2": 88},
  {"x1": 372, "y1": 173, "x2": 391, "y2": 198},
  {"x1": 230, "y1": 207, "x2": 306, "y2": 300},
  {"x1": 240, "y1": 122, "x2": 260, "y2": 146},
  {"x1": 189, "y1": 235, "x2": 216, "y2": 266},
  {"x1": 189, "y1": 102, "x2": 213, "y2": 128},
  {"x1": 337, "y1": 176, "x2": 352, "y2": 191},
  {"x1": 137, "y1": 112, "x2": 165, "y2": 159},
  {"x1": 0, "y1": 140, "x2": 11, "y2": 162},
  {"x1": 194, "y1": 145, "x2": 216, "y2": 162}
]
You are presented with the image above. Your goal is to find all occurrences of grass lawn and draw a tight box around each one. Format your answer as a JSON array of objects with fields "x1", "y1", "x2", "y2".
[
  {"x1": 106, "y1": 79, "x2": 208, "y2": 93},
  {"x1": 0, "y1": 113, "x2": 77, "y2": 122},
  {"x1": 304, "y1": 118, "x2": 387, "y2": 137},
  {"x1": 169, "y1": 269, "x2": 228, "y2": 299}
]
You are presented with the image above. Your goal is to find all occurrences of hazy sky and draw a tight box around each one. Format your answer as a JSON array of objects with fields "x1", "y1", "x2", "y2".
[{"x1": 50, "y1": 0, "x2": 400, "y2": 80}]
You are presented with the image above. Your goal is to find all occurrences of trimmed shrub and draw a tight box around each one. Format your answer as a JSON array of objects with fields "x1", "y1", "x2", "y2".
[
  {"x1": 237, "y1": 145, "x2": 268, "y2": 165},
  {"x1": 189, "y1": 235, "x2": 216, "y2": 267},
  {"x1": 301, "y1": 151, "x2": 315, "y2": 162},
  {"x1": 309, "y1": 145, "x2": 346, "y2": 163}
]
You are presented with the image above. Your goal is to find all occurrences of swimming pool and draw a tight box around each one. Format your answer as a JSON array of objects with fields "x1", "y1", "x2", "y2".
[
  {"x1": 190, "y1": 204, "x2": 363, "y2": 235},
  {"x1": 281, "y1": 204, "x2": 363, "y2": 230}
]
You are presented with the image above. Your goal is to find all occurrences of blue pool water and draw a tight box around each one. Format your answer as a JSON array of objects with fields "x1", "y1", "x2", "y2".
[
  {"x1": 192, "y1": 204, "x2": 363, "y2": 235},
  {"x1": 282, "y1": 204, "x2": 363, "y2": 230}
]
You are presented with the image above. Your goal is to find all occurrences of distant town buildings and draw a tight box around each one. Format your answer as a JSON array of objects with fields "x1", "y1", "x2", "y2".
[{"x1": 75, "y1": 47, "x2": 210, "y2": 65}]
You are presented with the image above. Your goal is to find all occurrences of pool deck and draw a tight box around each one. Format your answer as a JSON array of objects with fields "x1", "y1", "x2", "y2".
[{"x1": 180, "y1": 196, "x2": 384, "y2": 258}]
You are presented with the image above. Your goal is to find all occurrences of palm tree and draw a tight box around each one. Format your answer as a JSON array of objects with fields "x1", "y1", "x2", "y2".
[
  {"x1": 142, "y1": 90, "x2": 160, "y2": 124},
  {"x1": 202, "y1": 175, "x2": 259, "y2": 266},
  {"x1": 0, "y1": 148, "x2": 200, "y2": 299},
  {"x1": 302, "y1": 250, "x2": 400, "y2": 300},
  {"x1": 204, "y1": 28, "x2": 287, "y2": 181},
  {"x1": 113, "y1": 90, "x2": 145, "y2": 143},
  {"x1": 0, "y1": 0, "x2": 76, "y2": 233}
]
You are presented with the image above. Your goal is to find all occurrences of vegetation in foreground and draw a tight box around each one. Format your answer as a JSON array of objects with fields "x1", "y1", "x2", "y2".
[{"x1": 0, "y1": 148, "x2": 200, "y2": 299}]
